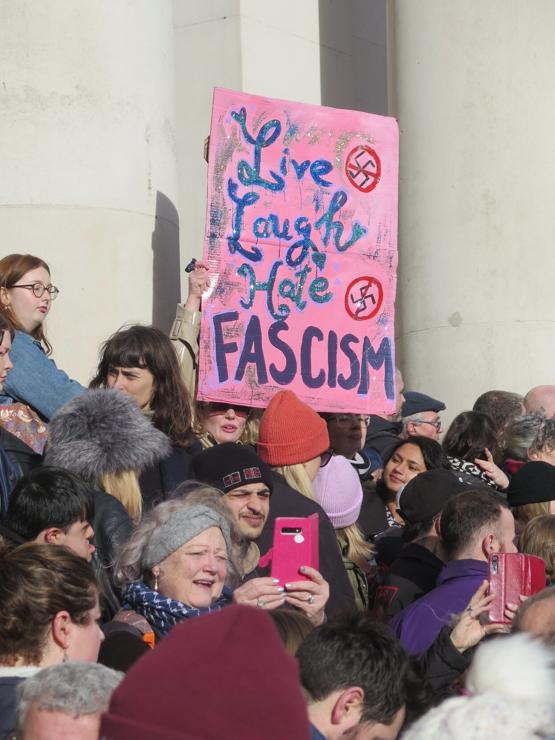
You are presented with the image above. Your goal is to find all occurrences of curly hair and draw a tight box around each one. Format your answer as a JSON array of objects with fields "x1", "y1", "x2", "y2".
[
  {"x1": 503, "y1": 414, "x2": 555, "y2": 461},
  {"x1": 90, "y1": 325, "x2": 193, "y2": 447},
  {"x1": 0, "y1": 543, "x2": 98, "y2": 666},
  {"x1": 0, "y1": 254, "x2": 53, "y2": 354}
]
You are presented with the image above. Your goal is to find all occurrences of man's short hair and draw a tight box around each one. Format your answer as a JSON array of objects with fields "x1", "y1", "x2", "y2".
[
  {"x1": 17, "y1": 661, "x2": 123, "y2": 729},
  {"x1": 297, "y1": 612, "x2": 408, "y2": 727},
  {"x1": 473, "y1": 390, "x2": 524, "y2": 433},
  {"x1": 439, "y1": 489, "x2": 507, "y2": 559},
  {"x1": 5, "y1": 467, "x2": 94, "y2": 542},
  {"x1": 513, "y1": 586, "x2": 555, "y2": 646}
]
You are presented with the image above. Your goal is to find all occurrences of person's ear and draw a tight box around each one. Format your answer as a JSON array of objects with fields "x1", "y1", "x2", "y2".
[
  {"x1": 41, "y1": 527, "x2": 64, "y2": 545},
  {"x1": 433, "y1": 515, "x2": 442, "y2": 536},
  {"x1": 330, "y1": 687, "x2": 364, "y2": 728},
  {"x1": 0, "y1": 287, "x2": 10, "y2": 308},
  {"x1": 481, "y1": 532, "x2": 497, "y2": 557},
  {"x1": 51, "y1": 611, "x2": 72, "y2": 650},
  {"x1": 528, "y1": 449, "x2": 540, "y2": 461}
]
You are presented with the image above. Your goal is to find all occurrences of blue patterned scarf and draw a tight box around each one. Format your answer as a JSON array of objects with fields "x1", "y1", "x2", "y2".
[{"x1": 123, "y1": 581, "x2": 233, "y2": 637}]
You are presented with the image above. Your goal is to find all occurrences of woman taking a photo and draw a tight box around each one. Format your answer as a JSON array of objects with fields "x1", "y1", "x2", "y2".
[
  {"x1": 0, "y1": 254, "x2": 84, "y2": 421},
  {"x1": 0, "y1": 543, "x2": 102, "y2": 736}
]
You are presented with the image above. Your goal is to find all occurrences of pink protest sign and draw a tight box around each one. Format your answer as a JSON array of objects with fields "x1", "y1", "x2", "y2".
[{"x1": 198, "y1": 87, "x2": 399, "y2": 414}]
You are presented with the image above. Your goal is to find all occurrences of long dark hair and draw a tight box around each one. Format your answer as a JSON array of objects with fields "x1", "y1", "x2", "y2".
[
  {"x1": 384, "y1": 436, "x2": 450, "y2": 472},
  {"x1": 442, "y1": 411, "x2": 499, "y2": 462},
  {"x1": 0, "y1": 254, "x2": 52, "y2": 354},
  {"x1": 90, "y1": 325, "x2": 193, "y2": 447},
  {"x1": 378, "y1": 436, "x2": 450, "y2": 502}
]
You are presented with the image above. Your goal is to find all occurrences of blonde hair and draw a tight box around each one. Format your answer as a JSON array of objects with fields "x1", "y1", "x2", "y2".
[
  {"x1": 273, "y1": 463, "x2": 315, "y2": 500},
  {"x1": 100, "y1": 470, "x2": 143, "y2": 521},
  {"x1": 519, "y1": 515, "x2": 555, "y2": 582},
  {"x1": 194, "y1": 404, "x2": 261, "y2": 447},
  {"x1": 338, "y1": 523, "x2": 373, "y2": 571},
  {"x1": 513, "y1": 501, "x2": 551, "y2": 530}
]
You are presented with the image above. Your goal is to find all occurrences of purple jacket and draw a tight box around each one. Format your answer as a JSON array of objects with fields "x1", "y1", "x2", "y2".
[{"x1": 389, "y1": 559, "x2": 488, "y2": 654}]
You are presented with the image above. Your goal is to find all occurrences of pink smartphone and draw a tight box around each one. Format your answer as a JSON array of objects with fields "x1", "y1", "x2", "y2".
[{"x1": 270, "y1": 514, "x2": 319, "y2": 586}]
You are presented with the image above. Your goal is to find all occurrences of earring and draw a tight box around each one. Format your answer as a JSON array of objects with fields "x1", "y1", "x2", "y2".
[
  {"x1": 154, "y1": 573, "x2": 159, "y2": 591},
  {"x1": 62, "y1": 650, "x2": 69, "y2": 663}
]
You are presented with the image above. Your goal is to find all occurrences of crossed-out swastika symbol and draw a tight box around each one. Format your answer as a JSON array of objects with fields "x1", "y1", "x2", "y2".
[
  {"x1": 344, "y1": 276, "x2": 383, "y2": 321},
  {"x1": 345, "y1": 145, "x2": 381, "y2": 193}
]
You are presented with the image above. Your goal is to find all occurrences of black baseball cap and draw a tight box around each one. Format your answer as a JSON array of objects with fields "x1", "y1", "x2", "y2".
[{"x1": 397, "y1": 469, "x2": 468, "y2": 524}]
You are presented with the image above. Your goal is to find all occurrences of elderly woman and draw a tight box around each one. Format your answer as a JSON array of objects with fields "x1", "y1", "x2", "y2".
[
  {"x1": 101, "y1": 492, "x2": 235, "y2": 669},
  {"x1": 504, "y1": 413, "x2": 555, "y2": 473},
  {"x1": 0, "y1": 543, "x2": 102, "y2": 736}
]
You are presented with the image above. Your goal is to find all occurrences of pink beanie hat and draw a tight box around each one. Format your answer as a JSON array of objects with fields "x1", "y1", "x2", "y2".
[{"x1": 313, "y1": 454, "x2": 363, "y2": 529}]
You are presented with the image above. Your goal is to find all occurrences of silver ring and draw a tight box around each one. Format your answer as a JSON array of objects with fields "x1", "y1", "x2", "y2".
[
  {"x1": 256, "y1": 598, "x2": 265, "y2": 609},
  {"x1": 307, "y1": 595, "x2": 314, "y2": 605}
]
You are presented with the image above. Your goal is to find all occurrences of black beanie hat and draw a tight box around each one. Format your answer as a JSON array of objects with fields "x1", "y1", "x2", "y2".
[
  {"x1": 506, "y1": 461, "x2": 555, "y2": 506},
  {"x1": 192, "y1": 443, "x2": 274, "y2": 494}
]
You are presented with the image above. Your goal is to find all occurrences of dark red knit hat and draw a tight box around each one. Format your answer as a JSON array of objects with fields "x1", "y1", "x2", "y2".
[
  {"x1": 100, "y1": 605, "x2": 311, "y2": 740},
  {"x1": 257, "y1": 391, "x2": 330, "y2": 466}
]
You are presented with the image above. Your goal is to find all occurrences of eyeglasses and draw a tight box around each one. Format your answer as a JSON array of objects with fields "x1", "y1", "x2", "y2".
[
  {"x1": 413, "y1": 419, "x2": 442, "y2": 431},
  {"x1": 11, "y1": 283, "x2": 59, "y2": 300},
  {"x1": 329, "y1": 414, "x2": 371, "y2": 428}
]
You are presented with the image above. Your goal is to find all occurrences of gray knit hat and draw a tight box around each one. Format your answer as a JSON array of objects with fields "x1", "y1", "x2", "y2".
[{"x1": 142, "y1": 504, "x2": 233, "y2": 569}]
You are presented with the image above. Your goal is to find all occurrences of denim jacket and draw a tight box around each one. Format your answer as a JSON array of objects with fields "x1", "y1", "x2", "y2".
[{"x1": 0, "y1": 330, "x2": 85, "y2": 421}]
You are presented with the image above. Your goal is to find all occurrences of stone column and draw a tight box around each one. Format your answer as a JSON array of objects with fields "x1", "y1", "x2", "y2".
[
  {"x1": 392, "y1": 0, "x2": 555, "y2": 418},
  {"x1": 0, "y1": 0, "x2": 178, "y2": 382}
]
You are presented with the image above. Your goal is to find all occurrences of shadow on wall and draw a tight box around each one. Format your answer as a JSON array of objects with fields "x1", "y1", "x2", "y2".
[
  {"x1": 318, "y1": 0, "x2": 388, "y2": 115},
  {"x1": 152, "y1": 191, "x2": 181, "y2": 332}
]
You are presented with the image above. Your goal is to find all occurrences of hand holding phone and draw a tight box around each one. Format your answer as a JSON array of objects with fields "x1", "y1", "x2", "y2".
[{"x1": 270, "y1": 514, "x2": 319, "y2": 586}]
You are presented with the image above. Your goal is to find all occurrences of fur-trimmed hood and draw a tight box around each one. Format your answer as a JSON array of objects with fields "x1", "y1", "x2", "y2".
[{"x1": 45, "y1": 389, "x2": 171, "y2": 481}]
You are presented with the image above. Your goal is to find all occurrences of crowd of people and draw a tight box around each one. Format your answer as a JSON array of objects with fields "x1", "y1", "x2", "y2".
[{"x1": 0, "y1": 251, "x2": 555, "y2": 738}]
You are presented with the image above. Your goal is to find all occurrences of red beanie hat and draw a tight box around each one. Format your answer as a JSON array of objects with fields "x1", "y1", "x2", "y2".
[
  {"x1": 257, "y1": 391, "x2": 330, "y2": 466},
  {"x1": 100, "y1": 605, "x2": 310, "y2": 740}
]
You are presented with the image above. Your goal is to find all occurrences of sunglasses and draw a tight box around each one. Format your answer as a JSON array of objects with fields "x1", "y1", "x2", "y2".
[{"x1": 205, "y1": 402, "x2": 251, "y2": 418}]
